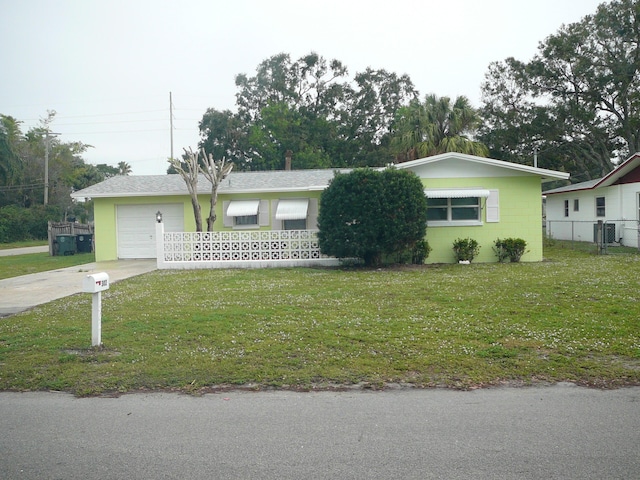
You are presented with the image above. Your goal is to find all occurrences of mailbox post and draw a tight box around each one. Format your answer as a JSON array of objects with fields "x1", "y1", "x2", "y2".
[{"x1": 82, "y1": 272, "x2": 109, "y2": 346}]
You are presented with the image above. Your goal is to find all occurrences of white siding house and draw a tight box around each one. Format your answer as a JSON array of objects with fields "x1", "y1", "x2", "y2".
[{"x1": 544, "y1": 153, "x2": 640, "y2": 248}]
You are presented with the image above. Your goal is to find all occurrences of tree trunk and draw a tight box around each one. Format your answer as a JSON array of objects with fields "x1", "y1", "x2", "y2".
[{"x1": 191, "y1": 197, "x2": 203, "y2": 232}]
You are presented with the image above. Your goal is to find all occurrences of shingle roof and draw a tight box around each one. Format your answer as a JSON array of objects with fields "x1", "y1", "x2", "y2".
[
  {"x1": 71, "y1": 169, "x2": 349, "y2": 199},
  {"x1": 543, "y1": 178, "x2": 600, "y2": 195},
  {"x1": 543, "y1": 153, "x2": 640, "y2": 195}
]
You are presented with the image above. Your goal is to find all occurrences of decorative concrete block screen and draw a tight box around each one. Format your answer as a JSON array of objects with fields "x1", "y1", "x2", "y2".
[{"x1": 156, "y1": 228, "x2": 342, "y2": 269}]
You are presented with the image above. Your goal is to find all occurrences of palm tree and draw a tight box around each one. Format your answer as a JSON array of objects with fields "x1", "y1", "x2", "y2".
[
  {"x1": 117, "y1": 161, "x2": 132, "y2": 176},
  {"x1": 391, "y1": 94, "x2": 488, "y2": 162}
]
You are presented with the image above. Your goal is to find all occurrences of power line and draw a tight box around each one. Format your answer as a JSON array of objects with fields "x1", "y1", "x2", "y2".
[
  {"x1": 62, "y1": 128, "x2": 168, "y2": 135},
  {"x1": 0, "y1": 181, "x2": 45, "y2": 192},
  {"x1": 55, "y1": 109, "x2": 167, "y2": 119}
]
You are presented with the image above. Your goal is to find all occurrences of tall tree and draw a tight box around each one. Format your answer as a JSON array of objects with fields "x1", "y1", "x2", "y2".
[
  {"x1": 198, "y1": 148, "x2": 233, "y2": 232},
  {"x1": 480, "y1": 0, "x2": 639, "y2": 181},
  {"x1": 117, "y1": 161, "x2": 132, "y2": 176},
  {"x1": 391, "y1": 94, "x2": 488, "y2": 162},
  {"x1": 338, "y1": 68, "x2": 417, "y2": 167},
  {"x1": 0, "y1": 115, "x2": 24, "y2": 205},
  {"x1": 199, "y1": 109, "x2": 248, "y2": 169},
  {"x1": 200, "y1": 53, "x2": 418, "y2": 170},
  {"x1": 168, "y1": 148, "x2": 203, "y2": 231}
]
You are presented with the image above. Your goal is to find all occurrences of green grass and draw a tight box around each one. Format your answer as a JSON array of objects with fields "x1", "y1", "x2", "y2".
[
  {"x1": 0, "y1": 240, "x2": 48, "y2": 250},
  {"x1": 0, "y1": 252, "x2": 95, "y2": 280},
  {"x1": 0, "y1": 243, "x2": 638, "y2": 396}
]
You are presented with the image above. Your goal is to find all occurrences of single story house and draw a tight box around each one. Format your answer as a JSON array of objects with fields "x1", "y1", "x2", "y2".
[
  {"x1": 544, "y1": 153, "x2": 640, "y2": 248},
  {"x1": 71, "y1": 152, "x2": 569, "y2": 265}
]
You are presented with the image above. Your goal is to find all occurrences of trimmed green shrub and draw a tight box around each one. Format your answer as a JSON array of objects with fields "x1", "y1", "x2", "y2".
[
  {"x1": 493, "y1": 237, "x2": 528, "y2": 262},
  {"x1": 411, "y1": 239, "x2": 432, "y2": 264},
  {"x1": 452, "y1": 237, "x2": 480, "y2": 262},
  {"x1": 318, "y1": 168, "x2": 428, "y2": 267}
]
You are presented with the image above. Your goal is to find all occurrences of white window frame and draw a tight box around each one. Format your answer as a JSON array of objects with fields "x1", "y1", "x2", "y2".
[
  {"x1": 223, "y1": 200, "x2": 269, "y2": 229},
  {"x1": 426, "y1": 197, "x2": 482, "y2": 226},
  {"x1": 596, "y1": 196, "x2": 606, "y2": 217}
]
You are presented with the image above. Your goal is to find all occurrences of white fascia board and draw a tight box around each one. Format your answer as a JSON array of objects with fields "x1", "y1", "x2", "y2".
[
  {"x1": 71, "y1": 186, "x2": 329, "y2": 200},
  {"x1": 396, "y1": 153, "x2": 570, "y2": 180},
  {"x1": 70, "y1": 191, "x2": 187, "y2": 199}
]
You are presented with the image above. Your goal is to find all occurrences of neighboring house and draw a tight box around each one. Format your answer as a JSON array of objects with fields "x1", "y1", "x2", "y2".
[
  {"x1": 544, "y1": 153, "x2": 640, "y2": 248},
  {"x1": 71, "y1": 152, "x2": 569, "y2": 265}
]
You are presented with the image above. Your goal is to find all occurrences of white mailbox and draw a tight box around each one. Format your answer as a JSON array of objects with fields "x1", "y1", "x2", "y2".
[{"x1": 83, "y1": 272, "x2": 109, "y2": 293}]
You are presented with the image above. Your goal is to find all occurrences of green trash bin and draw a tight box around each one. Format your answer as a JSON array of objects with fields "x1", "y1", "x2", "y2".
[
  {"x1": 56, "y1": 234, "x2": 77, "y2": 256},
  {"x1": 76, "y1": 234, "x2": 93, "y2": 253}
]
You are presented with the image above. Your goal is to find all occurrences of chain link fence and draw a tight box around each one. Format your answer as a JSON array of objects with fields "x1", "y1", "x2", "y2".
[{"x1": 546, "y1": 219, "x2": 640, "y2": 253}]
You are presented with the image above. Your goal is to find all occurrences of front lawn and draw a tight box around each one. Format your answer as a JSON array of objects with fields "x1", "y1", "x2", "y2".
[{"x1": 0, "y1": 244, "x2": 638, "y2": 396}]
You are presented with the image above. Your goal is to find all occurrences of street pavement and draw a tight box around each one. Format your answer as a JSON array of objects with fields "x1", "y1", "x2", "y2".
[{"x1": 1, "y1": 384, "x2": 638, "y2": 479}]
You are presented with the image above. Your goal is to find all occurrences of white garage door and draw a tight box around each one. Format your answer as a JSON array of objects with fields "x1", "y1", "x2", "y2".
[{"x1": 116, "y1": 204, "x2": 184, "y2": 259}]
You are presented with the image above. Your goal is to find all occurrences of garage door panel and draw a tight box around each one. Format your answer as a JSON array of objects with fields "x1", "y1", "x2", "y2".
[{"x1": 117, "y1": 204, "x2": 183, "y2": 259}]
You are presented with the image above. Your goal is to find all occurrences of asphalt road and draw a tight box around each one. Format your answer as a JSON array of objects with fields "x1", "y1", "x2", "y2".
[{"x1": 1, "y1": 383, "x2": 638, "y2": 479}]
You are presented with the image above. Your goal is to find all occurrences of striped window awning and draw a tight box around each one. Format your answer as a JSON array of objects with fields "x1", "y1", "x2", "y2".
[
  {"x1": 275, "y1": 199, "x2": 309, "y2": 220},
  {"x1": 424, "y1": 189, "x2": 491, "y2": 198},
  {"x1": 226, "y1": 199, "x2": 260, "y2": 216}
]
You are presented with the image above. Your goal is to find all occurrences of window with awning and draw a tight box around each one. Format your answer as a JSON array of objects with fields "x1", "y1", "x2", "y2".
[
  {"x1": 425, "y1": 189, "x2": 490, "y2": 224},
  {"x1": 226, "y1": 200, "x2": 260, "y2": 226},
  {"x1": 275, "y1": 199, "x2": 309, "y2": 220},
  {"x1": 226, "y1": 200, "x2": 260, "y2": 217}
]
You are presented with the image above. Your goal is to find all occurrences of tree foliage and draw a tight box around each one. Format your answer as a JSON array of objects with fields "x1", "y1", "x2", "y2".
[
  {"x1": 0, "y1": 113, "x2": 106, "y2": 217},
  {"x1": 199, "y1": 52, "x2": 418, "y2": 171},
  {"x1": 479, "y1": 0, "x2": 640, "y2": 181},
  {"x1": 317, "y1": 168, "x2": 427, "y2": 266},
  {"x1": 392, "y1": 94, "x2": 488, "y2": 162}
]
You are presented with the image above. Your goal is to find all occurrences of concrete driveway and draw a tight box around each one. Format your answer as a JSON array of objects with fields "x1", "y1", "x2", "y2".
[{"x1": 0, "y1": 259, "x2": 157, "y2": 317}]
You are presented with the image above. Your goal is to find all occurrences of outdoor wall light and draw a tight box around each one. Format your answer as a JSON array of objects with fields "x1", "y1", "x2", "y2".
[{"x1": 156, "y1": 211, "x2": 163, "y2": 223}]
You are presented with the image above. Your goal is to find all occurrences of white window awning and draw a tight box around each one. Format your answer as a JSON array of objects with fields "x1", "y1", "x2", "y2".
[
  {"x1": 276, "y1": 199, "x2": 309, "y2": 220},
  {"x1": 227, "y1": 199, "x2": 260, "y2": 217},
  {"x1": 424, "y1": 189, "x2": 491, "y2": 199}
]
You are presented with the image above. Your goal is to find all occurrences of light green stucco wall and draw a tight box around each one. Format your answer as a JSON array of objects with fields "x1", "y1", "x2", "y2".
[
  {"x1": 93, "y1": 195, "x2": 194, "y2": 262},
  {"x1": 93, "y1": 176, "x2": 543, "y2": 264},
  {"x1": 422, "y1": 176, "x2": 543, "y2": 263},
  {"x1": 93, "y1": 191, "x2": 323, "y2": 262}
]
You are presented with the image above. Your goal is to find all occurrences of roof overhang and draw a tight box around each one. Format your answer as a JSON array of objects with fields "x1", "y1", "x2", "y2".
[{"x1": 395, "y1": 152, "x2": 570, "y2": 181}]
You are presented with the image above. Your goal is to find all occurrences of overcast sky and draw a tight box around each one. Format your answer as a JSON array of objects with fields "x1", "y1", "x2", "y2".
[{"x1": 1, "y1": 0, "x2": 607, "y2": 175}]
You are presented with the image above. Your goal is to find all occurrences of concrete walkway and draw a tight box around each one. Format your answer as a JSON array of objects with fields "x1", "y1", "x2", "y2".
[
  {"x1": 0, "y1": 245, "x2": 49, "y2": 256},
  {"x1": 0, "y1": 259, "x2": 157, "y2": 317}
]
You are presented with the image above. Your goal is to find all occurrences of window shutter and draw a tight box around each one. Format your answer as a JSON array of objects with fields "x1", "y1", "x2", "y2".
[
  {"x1": 222, "y1": 201, "x2": 233, "y2": 227},
  {"x1": 271, "y1": 200, "x2": 282, "y2": 229},
  {"x1": 308, "y1": 198, "x2": 319, "y2": 229},
  {"x1": 486, "y1": 190, "x2": 499, "y2": 223},
  {"x1": 259, "y1": 200, "x2": 270, "y2": 226}
]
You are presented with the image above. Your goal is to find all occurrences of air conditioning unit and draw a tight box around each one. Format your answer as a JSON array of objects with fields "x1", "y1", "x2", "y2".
[{"x1": 593, "y1": 223, "x2": 616, "y2": 244}]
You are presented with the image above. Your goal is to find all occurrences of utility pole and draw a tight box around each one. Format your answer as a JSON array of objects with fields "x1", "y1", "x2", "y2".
[
  {"x1": 169, "y1": 92, "x2": 174, "y2": 161},
  {"x1": 44, "y1": 131, "x2": 59, "y2": 205}
]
